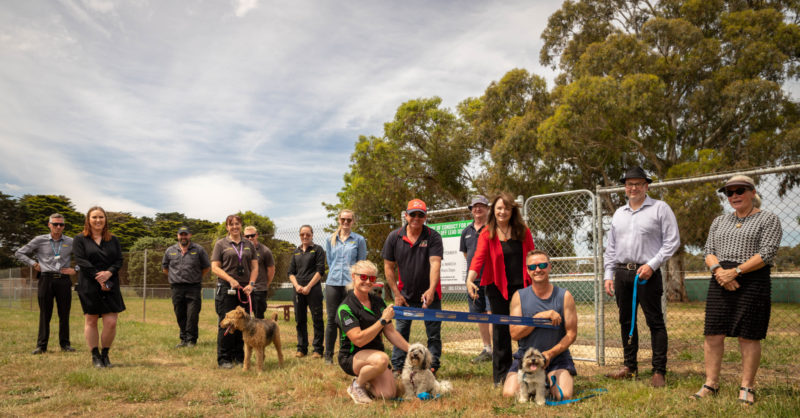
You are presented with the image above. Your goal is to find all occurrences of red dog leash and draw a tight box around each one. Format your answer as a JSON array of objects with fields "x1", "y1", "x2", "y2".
[{"x1": 223, "y1": 288, "x2": 254, "y2": 336}]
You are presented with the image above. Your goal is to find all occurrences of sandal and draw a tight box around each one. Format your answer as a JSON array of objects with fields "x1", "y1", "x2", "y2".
[
  {"x1": 690, "y1": 384, "x2": 719, "y2": 399},
  {"x1": 739, "y1": 386, "x2": 756, "y2": 405}
]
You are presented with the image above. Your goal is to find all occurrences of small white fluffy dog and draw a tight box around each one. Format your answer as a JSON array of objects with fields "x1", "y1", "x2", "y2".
[
  {"x1": 400, "y1": 343, "x2": 452, "y2": 399},
  {"x1": 517, "y1": 347, "x2": 547, "y2": 405}
]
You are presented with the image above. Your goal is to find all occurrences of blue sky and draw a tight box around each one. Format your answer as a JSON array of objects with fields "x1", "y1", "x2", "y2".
[{"x1": 0, "y1": 0, "x2": 563, "y2": 227}]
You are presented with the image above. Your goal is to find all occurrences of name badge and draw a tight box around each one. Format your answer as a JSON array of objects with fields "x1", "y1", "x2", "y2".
[{"x1": 54, "y1": 255, "x2": 61, "y2": 260}]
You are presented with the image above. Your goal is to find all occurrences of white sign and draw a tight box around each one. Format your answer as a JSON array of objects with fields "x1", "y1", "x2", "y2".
[{"x1": 428, "y1": 220, "x2": 471, "y2": 293}]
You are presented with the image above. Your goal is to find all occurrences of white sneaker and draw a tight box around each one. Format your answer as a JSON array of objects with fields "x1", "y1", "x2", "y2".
[{"x1": 347, "y1": 379, "x2": 373, "y2": 404}]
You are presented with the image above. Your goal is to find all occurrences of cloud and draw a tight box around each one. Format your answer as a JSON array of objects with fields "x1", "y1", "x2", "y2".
[
  {"x1": 233, "y1": 0, "x2": 258, "y2": 18},
  {"x1": 162, "y1": 173, "x2": 271, "y2": 222}
]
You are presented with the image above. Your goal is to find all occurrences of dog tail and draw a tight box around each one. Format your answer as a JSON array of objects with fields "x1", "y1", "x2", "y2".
[
  {"x1": 437, "y1": 380, "x2": 452, "y2": 394},
  {"x1": 270, "y1": 312, "x2": 278, "y2": 322}
]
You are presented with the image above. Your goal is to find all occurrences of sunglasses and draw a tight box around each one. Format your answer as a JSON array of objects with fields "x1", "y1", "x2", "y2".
[
  {"x1": 340, "y1": 218, "x2": 353, "y2": 223},
  {"x1": 724, "y1": 187, "x2": 751, "y2": 197},
  {"x1": 299, "y1": 233, "x2": 312, "y2": 237},
  {"x1": 408, "y1": 212, "x2": 426, "y2": 218},
  {"x1": 50, "y1": 223, "x2": 65, "y2": 227},
  {"x1": 357, "y1": 274, "x2": 377, "y2": 283},
  {"x1": 244, "y1": 234, "x2": 256, "y2": 238},
  {"x1": 527, "y1": 262, "x2": 549, "y2": 271}
]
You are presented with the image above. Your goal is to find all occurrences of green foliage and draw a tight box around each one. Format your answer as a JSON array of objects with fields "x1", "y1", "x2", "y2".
[
  {"x1": 0, "y1": 192, "x2": 26, "y2": 268},
  {"x1": 17, "y1": 194, "x2": 83, "y2": 238},
  {"x1": 126, "y1": 236, "x2": 177, "y2": 288},
  {"x1": 106, "y1": 212, "x2": 149, "y2": 252}
]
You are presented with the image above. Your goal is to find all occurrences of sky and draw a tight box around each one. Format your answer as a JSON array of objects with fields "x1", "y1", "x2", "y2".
[{"x1": 0, "y1": 0, "x2": 564, "y2": 228}]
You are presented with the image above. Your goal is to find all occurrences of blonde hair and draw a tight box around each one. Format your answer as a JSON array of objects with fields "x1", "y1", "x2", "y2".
[
  {"x1": 330, "y1": 209, "x2": 355, "y2": 247},
  {"x1": 350, "y1": 260, "x2": 377, "y2": 276}
]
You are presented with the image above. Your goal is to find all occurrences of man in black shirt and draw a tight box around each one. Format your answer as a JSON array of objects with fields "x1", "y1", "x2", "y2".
[{"x1": 382, "y1": 199, "x2": 444, "y2": 372}]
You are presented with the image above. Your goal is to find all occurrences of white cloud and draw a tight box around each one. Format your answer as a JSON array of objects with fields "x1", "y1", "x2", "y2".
[
  {"x1": 3, "y1": 183, "x2": 21, "y2": 192},
  {"x1": 233, "y1": 0, "x2": 258, "y2": 18},
  {"x1": 162, "y1": 173, "x2": 271, "y2": 222}
]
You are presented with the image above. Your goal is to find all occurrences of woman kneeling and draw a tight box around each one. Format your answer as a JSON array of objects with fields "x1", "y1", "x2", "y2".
[{"x1": 336, "y1": 260, "x2": 409, "y2": 404}]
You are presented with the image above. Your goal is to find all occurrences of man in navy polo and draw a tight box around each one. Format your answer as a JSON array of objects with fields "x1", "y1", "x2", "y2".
[{"x1": 383, "y1": 198, "x2": 444, "y2": 373}]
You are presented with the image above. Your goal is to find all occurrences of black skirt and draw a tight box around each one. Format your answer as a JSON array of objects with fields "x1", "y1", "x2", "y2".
[
  {"x1": 77, "y1": 274, "x2": 126, "y2": 315},
  {"x1": 704, "y1": 261, "x2": 771, "y2": 340}
]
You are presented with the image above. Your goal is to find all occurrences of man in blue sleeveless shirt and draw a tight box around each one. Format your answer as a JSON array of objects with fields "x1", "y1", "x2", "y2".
[{"x1": 502, "y1": 250, "x2": 578, "y2": 400}]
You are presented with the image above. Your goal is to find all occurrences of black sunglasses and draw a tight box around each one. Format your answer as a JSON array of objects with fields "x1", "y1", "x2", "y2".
[
  {"x1": 340, "y1": 218, "x2": 353, "y2": 223},
  {"x1": 408, "y1": 212, "x2": 426, "y2": 218},
  {"x1": 50, "y1": 222, "x2": 65, "y2": 227},
  {"x1": 244, "y1": 234, "x2": 256, "y2": 238},
  {"x1": 724, "y1": 187, "x2": 751, "y2": 197},
  {"x1": 527, "y1": 262, "x2": 549, "y2": 271}
]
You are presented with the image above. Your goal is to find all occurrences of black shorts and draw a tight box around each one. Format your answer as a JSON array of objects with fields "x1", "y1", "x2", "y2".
[
  {"x1": 508, "y1": 351, "x2": 577, "y2": 377},
  {"x1": 338, "y1": 352, "x2": 393, "y2": 377}
]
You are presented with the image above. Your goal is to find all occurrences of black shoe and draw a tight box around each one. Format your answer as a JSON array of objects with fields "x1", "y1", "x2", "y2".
[
  {"x1": 185, "y1": 341, "x2": 196, "y2": 348},
  {"x1": 175, "y1": 341, "x2": 187, "y2": 348},
  {"x1": 31, "y1": 347, "x2": 46, "y2": 355},
  {"x1": 219, "y1": 362, "x2": 234, "y2": 369},
  {"x1": 91, "y1": 349, "x2": 104, "y2": 368},
  {"x1": 61, "y1": 345, "x2": 76, "y2": 352},
  {"x1": 324, "y1": 355, "x2": 333, "y2": 365},
  {"x1": 101, "y1": 348, "x2": 112, "y2": 368}
]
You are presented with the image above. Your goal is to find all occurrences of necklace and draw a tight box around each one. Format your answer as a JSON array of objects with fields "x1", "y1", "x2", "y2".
[
  {"x1": 735, "y1": 206, "x2": 755, "y2": 228},
  {"x1": 498, "y1": 224, "x2": 511, "y2": 238}
]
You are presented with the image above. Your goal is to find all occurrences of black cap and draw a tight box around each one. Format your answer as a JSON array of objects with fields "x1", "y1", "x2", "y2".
[
  {"x1": 177, "y1": 226, "x2": 191, "y2": 235},
  {"x1": 619, "y1": 166, "x2": 652, "y2": 184}
]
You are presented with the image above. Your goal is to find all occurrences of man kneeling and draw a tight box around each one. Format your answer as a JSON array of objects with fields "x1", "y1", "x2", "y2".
[{"x1": 503, "y1": 250, "x2": 578, "y2": 401}]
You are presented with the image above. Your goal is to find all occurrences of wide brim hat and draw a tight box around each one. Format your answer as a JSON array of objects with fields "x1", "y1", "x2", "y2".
[
  {"x1": 619, "y1": 166, "x2": 653, "y2": 184},
  {"x1": 717, "y1": 175, "x2": 755, "y2": 193}
]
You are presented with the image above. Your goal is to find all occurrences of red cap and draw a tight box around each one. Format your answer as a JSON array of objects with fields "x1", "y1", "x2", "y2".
[{"x1": 406, "y1": 199, "x2": 427, "y2": 215}]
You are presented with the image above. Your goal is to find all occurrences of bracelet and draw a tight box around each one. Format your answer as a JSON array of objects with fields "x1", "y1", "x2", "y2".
[{"x1": 709, "y1": 263, "x2": 721, "y2": 273}]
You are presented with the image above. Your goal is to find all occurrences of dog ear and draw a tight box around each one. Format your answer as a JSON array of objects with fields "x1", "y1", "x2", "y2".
[{"x1": 423, "y1": 346, "x2": 432, "y2": 370}]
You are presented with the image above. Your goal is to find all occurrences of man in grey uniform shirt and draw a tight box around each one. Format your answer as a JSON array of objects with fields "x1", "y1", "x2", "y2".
[
  {"x1": 162, "y1": 226, "x2": 210, "y2": 348},
  {"x1": 245, "y1": 226, "x2": 275, "y2": 319},
  {"x1": 15, "y1": 213, "x2": 77, "y2": 354},
  {"x1": 603, "y1": 166, "x2": 680, "y2": 387}
]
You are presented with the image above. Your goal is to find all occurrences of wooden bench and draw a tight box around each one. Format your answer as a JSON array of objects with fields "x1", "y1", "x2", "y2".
[{"x1": 270, "y1": 304, "x2": 293, "y2": 321}]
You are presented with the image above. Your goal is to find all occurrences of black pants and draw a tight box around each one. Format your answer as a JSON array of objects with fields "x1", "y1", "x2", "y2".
[
  {"x1": 36, "y1": 274, "x2": 72, "y2": 349},
  {"x1": 391, "y1": 296, "x2": 443, "y2": 371},
  {"x1": 215, "y1": 284, "x2": 249, "y2": 365},
  {"x1": 294, "y1": 283, "x2": 324, "y2": 355},
  {"x1": 251, "y1": 290, "x2": 268, "y2": 319},
  {"x1": 324, "y1": 285, "x2": 348, "y2": 358},
  {"x1": 171, "y1": 284, "x2": 202, "y2": 343},
  {"x1": 486, "y1": 283, "x2": 523, "y2": 384},
  {"x1": 614, "y1": 268, "x2": 668, "y2": 374}
]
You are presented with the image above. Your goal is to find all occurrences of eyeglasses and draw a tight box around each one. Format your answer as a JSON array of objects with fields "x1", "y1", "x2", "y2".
[
  {"x1": 339, "y1": 218, "x2": 353, "y2": 223},
  {"x1": 299, "y1": 233, "x2": 312, "y2": 237},
  {"x1": 625, "y1": 182, "x2": 647, "y2": 189},
  {"x1": 357, "y1": 274, "x2": 377, "y2": 283},
  {"x1": 408, "y1": 212, "x2": 426, "y2": 218},
  {"x1": 527, "y1": 262, "x2": 549, "y2": 271},
  {"x1": 724, "y1": 187, "x2": 751, "y2": 197},
  {"x1": 50, "y1": 223, "x2": 65, "y2": 227},
  {"x1": 244, "y1": 234, "x2": 256, "y2": 238}
]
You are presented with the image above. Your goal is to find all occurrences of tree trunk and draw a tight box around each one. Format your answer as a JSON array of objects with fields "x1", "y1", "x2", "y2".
[{"x1": 663, "y1": 251, "x2": 688, "y2": 302}]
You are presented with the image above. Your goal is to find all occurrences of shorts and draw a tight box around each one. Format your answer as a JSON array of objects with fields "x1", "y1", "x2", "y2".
[
  {"x1": 508, "y1": 350, "x2": 577, "y2": 377},
  {"x1": 339, "y1": 351, "x2": 393, "y2": 377},
  {"x1": 467, "y1": 281, "x2": 490, "y2": 313}
]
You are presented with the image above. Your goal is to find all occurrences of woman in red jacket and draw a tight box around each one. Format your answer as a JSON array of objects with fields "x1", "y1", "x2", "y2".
[{"x1": 466, "y1": 192, "x2": 535, "y2": 386}]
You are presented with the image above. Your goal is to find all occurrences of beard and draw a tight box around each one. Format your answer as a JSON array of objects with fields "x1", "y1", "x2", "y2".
[{"x1": 179, "y1": 238, "x2": 189, "y2": 246}]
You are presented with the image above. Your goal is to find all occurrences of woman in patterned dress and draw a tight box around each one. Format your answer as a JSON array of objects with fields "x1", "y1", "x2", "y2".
[{"x1": 693, "y1": 175, "x2": 782, "y2": 405}]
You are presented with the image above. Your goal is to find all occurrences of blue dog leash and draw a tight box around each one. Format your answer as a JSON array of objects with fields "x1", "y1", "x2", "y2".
[
  {"x1": 628, "y1": 273, "x2": 648, "y2": 345},
  {"x1": 545, "y1": 375, "x2": 607, "y2": 406},
  {"x1": 394, "y1": 306, "x2": 558, "y2": 329}
]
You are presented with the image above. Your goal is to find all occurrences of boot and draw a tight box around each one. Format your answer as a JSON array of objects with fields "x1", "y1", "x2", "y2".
[
  {"x1": 101, "y1": 347, "x2": 112, "y2": 368},
  {"x1": 91, "y1": 347, "x2": 104, "y2": 368}
]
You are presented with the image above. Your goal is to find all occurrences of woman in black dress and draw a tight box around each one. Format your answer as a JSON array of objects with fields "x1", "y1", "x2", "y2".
[
  {"x1": 73, "y1": 206, "x2": 125, "y2": 368},
  {"x1": 693, "y1": 175, "x2": 782, "y2": 405}
]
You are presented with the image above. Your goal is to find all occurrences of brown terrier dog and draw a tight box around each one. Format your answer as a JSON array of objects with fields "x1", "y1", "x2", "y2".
[{"x1": 220, "y1": 306, "x2": 284, "y2": 371}]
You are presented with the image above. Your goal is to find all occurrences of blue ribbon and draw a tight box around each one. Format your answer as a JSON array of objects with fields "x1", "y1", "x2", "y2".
[
  {"x1": 545, "y1": 375, "x2": 607, "y2": 405},
  {"x1": 394, "y1": 306, "x2": 558, "y2": 329},
  {"x1": 628, "y1": 274, "x2": 648, "y2": 344}
]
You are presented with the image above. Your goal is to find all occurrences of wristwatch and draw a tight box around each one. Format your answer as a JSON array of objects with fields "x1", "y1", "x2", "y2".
[
  {"x1": 249, "y1": 282, "x2": 256, "y2": 287},
  {"x1": 380, "y1": 318, "x2": 390, "y2": 326},
  {"x1": 709, "y1": 263, "x2": 721, "y2": 273},
  {"x1": 735, "y1": 266, "x2": 743, "y2": 276}
]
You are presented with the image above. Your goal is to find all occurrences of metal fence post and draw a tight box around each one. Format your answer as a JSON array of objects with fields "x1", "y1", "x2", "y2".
[
  {"x1": 143, "y1": 249, "x2": 147, "y2": 323},
  {"x1": 29, "y1": 266, "x2": 33, "y2": 311},
  {"x1": 596, "y1": 185, "x2": 605, "y2": 366}
]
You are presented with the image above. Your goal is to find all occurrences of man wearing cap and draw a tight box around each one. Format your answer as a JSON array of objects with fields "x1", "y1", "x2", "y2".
[
  {"x1": 603, "y1": 166, "x2": 680, "y2": 387},
  {"x1": 244, "y1": 226, "x2": 275, "y2": 319},
  {"x1": 15, "y1": 213, "x2": 77, "y2": 354},
  {"x1": 383, "y1": 199, "x2": 444, "y2": 373},
  {"x1": 461, "y1": 195, "x2": 493, "y2": 363},
  {"x1": 162, "y1": 226, "x2": 211, "y2": 348}
]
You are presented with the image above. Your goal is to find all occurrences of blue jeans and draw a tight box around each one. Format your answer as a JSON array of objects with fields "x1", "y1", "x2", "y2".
[{"x1": 391, "y1": 296, "x2": 442, "y2": 371}]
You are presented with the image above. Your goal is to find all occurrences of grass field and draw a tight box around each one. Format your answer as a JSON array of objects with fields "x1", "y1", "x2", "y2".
[{"x1": 1, "y1": 295, "x2": 799, "y2": 417}]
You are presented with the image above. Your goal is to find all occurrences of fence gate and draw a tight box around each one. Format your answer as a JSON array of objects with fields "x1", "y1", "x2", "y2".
[{"x1": 524, "y1": 190, "x2": 601, "y2": 363}]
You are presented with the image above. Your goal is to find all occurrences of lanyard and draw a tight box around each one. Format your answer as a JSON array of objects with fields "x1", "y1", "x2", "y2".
[
  {"x1": 50, "y1": 239, "x2": 62, "y2": 257},
  {"x1": 230, "y1": 241, "x2": 244, "y2": 264}
]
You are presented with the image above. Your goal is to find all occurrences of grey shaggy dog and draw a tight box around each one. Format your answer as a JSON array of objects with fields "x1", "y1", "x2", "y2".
[
  {"x1": 399, "y1": 343, "x2": 452, "y2": 399},
  {"x1": 517, "y1": 347, "x2": 547, "y2": 405}
]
